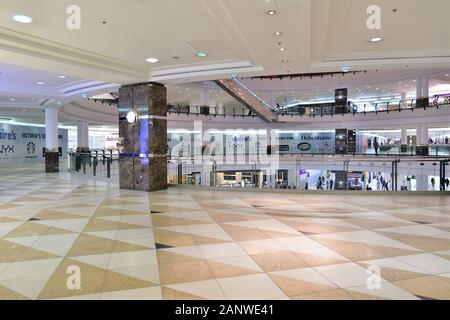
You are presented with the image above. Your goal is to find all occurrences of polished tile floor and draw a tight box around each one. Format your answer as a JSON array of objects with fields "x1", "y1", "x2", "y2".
[{"x1": 1, "y1": 164, "x2": 450, "y2": 300}]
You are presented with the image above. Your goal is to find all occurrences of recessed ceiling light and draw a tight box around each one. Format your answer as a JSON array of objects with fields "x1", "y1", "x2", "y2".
[
  {"x1": 58, "y1": 75, "x2": 66, "y2": 79},
  {"x1": 145, "y1": 57, "x2": 159, "y2": 63},
  {"x1": 196, "y1": 52, "x2": 208, "y2": 57},
  {"x1": 13, "y1": 14, "x2": 33, "y2": 24},
  {"x1": 10, "y1": 98, "x2": 15, "y2": 101},
  {"x1": 274, "y1": 31, "x2": 282, "y2": 36},
  {"x1": 370, "y1": 37, "x2": 382, "y2": 43},
  {"x1": 37, "y1": 82, "x2": 45, "y2": 85},
  {"x1": 22, "y1": 109, "x2": 27, "y2": 112},
  {"x1": 267, "y1": 10, "x2": 276, "y2": 15},
  {"x1": 279, "y1": 47, "x2": 285, "y2": 52},
  {"x1": 446, "y1": 74, "x2": 449, "y2": 77},
  {"x1": 340, "y1": 66, "x2": 351, "y2": 73}
]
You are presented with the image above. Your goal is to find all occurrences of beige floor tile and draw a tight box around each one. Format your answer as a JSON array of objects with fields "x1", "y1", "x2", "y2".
[
  {"x1": 217, "y1": 274, "x2": 286, "y2": 300},
  {"x1": 162, "y1": 287, "x2": 206, "y2": 300},
  {"x1": 159, "y1": 260, "x2": 215, "y2": 285},
  {"x1": 269, "y1": 274, "x2": 336, "y2": 297},
  {"x1": 251, "y1": 251, "x2": 308, "y2": 272},
  {"x1": 0, "y1": 285, "x2": 30, "y2": 300},
  {"x1": 291, "y1": 289, "x2": 354, "y2": 300},
  {"x1": 393, "y1": 275, "x2": 450, "y2": 300}
]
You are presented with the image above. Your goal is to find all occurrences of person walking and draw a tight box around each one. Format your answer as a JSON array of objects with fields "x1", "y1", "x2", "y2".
[{"x1": 374, "y1": 138, "x2": 380, "y2": 156}]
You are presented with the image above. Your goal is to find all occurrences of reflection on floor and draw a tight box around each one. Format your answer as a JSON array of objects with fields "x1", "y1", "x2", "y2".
[{"x1": 1, "y1": 164, "x2": 450, "y2": 300}]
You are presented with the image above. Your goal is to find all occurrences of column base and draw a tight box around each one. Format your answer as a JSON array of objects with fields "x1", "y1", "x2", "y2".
[
  {"x1": 415, "y1": 145, "x2": 429, "y2": 156},
  {"x1": 76, "y1": 147, "x2": 90, "y2": 153},
  {"x1": 400, "y1": 145, "x2": 408, "y2": 153},
  {"x1": 45, "y1": 152, "x2": 60, "y2": 173},
  {"x1": 119, "y1": 156, "x2": 168, "y2": 192},
  {"x1": 416, "y1": 98, "x2": 429, "y2": 108}
]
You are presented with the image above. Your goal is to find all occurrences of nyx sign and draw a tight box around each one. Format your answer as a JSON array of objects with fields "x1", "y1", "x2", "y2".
[{"x1": 0, "y1": 145, "x2": 15, "y2": 154}]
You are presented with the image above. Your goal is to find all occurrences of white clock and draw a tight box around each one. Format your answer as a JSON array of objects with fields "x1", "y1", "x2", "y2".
[{"x1": 126, "y1": 110, "x2": 138, "y2": 124}]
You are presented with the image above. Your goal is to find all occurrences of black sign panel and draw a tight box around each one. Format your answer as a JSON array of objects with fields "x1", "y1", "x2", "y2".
[
  {"x1": 335, "y1": 88, "x2": 348, "y2": 114},
  {"x1": 335, "y1": 129, "x2": 348, "y2": 155}
]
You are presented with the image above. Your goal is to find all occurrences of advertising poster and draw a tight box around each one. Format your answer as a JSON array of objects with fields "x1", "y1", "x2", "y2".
[
  {"x1": 276, "y1": 132, "x2": 335, "y2": 154},
  {"x1": 0, "y1": 123, "x2": 68, "y2": 164}
]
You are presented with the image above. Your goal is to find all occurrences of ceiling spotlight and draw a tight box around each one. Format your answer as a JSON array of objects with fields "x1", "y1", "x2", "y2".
[
  {"x1": 196, "y1": 52, "x2": 208, "y2": 58},
  {"x1": 10, "y1": 98, "x2": 15, "y2": 101},
  {"x1": 340, "y1": 66, "x2": 351, "y2": 73},
  {"x1": 146, "y1": 57, "x2": 159, "y2": 63},
  {"x1": 370, "y1": 37, "x2": 382, "y2": 43},
  {"x1": 37, "y1": 82, "x2": 45, "y2": 85},
  {"x1": 274, "y1": 31, "x2": 282, "y2": 36},
  {"x1": 58, "y1": 75, "x2": 66, "y2": 79},
  {"x1": 267, "y1": 10, "x2": 276, "y2": 15},
  {"x1": 446, "y1": 74, "x2": 449, "y2": 77},
  {"x1": 279, "y1": 47, "x2": 286, "y2": 52},
  {"x1": 13, "y1": 14, "x2": 33, "y2": 24}
]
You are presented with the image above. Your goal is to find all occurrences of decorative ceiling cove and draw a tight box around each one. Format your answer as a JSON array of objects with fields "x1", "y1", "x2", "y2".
[{"x1": 0, "y1": 0, "x2": 449, "y2": 125}]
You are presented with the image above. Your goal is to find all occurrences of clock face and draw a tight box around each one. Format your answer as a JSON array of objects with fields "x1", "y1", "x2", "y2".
[{"x1": 126, "y1": 110, "x2": 138, "y2": 124}]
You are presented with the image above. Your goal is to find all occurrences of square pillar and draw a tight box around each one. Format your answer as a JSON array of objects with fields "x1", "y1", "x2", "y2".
[{"x1": 118, "y1": 83, "x2": 168, "y2": 192}]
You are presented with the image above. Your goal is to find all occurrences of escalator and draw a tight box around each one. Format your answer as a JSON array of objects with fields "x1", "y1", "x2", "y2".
[{"x1": 214, "y1": 78, "x2": 274, "y2": 122}]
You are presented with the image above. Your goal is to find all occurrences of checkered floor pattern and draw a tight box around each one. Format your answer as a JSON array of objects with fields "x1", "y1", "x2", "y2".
[{"x1": 1, "y1": 163, "x2": 450, "y2": 300}]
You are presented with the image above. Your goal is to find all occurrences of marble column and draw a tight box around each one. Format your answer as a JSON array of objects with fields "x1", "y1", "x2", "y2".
[
  {"x1": 76, "y1": 120, "x2": 89, "y2": 152},
  {"x1": 45, "y1": 107, "x2": 59, "y2": 173},
  {"x1": 118, "y1": 83, "x2": 167, "y2": 192}
]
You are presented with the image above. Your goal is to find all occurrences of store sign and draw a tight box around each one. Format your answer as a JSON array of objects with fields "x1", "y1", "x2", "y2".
[
  {"x1": 105, "y1": 135, "x2": 119, "y2": 150},
  {"x1": 277, "y1": 132, "x2": 335, "y2": 154},
  {"x1": 0, "y1": 124, "x2": 68, "y2": 163}
]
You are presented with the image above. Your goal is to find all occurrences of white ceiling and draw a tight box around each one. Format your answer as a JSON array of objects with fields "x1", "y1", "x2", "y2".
[{"x1": 0, "y1": 0, "x2": 449, "y2": 124}]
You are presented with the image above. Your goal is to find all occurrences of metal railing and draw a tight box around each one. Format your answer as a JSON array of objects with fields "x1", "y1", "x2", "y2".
[
  {"x1": 167, "y1": 96, "x2": 450, "y2": 119},
  {"x1": 67, "y1": 148, "x2": 450, "y2": 192},
  {"x1": 68, "y1": 150, "x2": 119, "y2": 180}
]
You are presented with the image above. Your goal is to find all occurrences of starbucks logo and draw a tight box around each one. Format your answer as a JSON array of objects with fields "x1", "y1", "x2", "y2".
[{"x1": 26, "y1": 142, "x2": 36, "y2": 155}]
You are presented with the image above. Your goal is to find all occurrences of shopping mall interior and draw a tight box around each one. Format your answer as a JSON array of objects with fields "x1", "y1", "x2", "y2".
[{"x1": 0, "y1": 0, "x2": 450, "y2": 303}]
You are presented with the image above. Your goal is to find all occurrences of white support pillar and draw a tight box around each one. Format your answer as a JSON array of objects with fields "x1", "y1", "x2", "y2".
[
  {"x1": 416, "y1": 125, "x2": 429, "y2": 145},
  {"x1": 401, "y1": 128, "x2": 408, "y2": 146},
  {"x1": 422, "y1": 125, "x2": 429, "y2": 145},
  {"x1": 416, "y1": 79, "x2": 423, "y2": 100},
  {"x1": 45, "y1": 108, "x2": 59, "y2": 151},
  {"x1": 421, "y1": 78, "x2": 429, "y2": 99},
  {"x1": 401, "y1": 92, "x2": 408, "y2": 109},
  {"x1": 416, "y1": 78, "x2": 429, "y2": 108},
  {"x1": 45, "y1": 107, "x2": 59, "y2": 172},
  {"x1": 216, "y1": 101, "x2": 224, "y2": 115},
  {"x1": 416, "y1": 174, "x2": 429, "y2": 192},
  {"x1": 77, "y1": 120, "x2": 89, "y2": 151}
]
